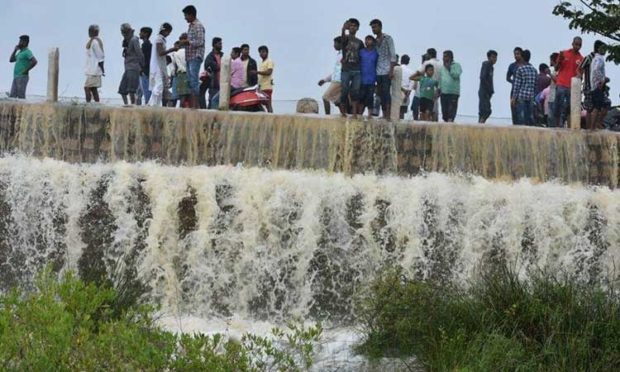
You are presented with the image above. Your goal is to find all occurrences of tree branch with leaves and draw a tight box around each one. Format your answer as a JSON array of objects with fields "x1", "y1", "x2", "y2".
[{"x1": 553, "y1": 1, "x2": 620, "y2": 62}]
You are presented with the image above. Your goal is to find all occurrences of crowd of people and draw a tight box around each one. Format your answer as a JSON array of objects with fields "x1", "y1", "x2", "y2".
[
  {"x1": 318, "y1": 20, "x2": 611, "y2": 130},
  {"x1": 8, "y1": 5, "x2": 275, "y2": 111},
  {"x1": 5, "y1": 10, "x2": 613, "y2": 129}
]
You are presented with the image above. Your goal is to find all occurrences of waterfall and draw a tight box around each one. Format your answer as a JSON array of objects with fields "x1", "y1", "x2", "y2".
[{"x1": 1, "y1": 155, "x2": 618, "y2": 323}]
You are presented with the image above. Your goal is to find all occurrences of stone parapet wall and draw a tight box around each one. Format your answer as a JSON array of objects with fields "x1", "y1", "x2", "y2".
[{"x1": 1, "y1": 101, "x2": 619, "y2": 187}]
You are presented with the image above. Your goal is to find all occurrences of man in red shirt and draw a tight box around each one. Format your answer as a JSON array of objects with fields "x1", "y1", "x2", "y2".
[{"x1": 553, "y1": 37, "x2": 583, "y2": 127}]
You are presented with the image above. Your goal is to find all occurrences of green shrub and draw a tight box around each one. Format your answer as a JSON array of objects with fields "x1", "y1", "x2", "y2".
[
  {"x1": 0, "y1": 268, "x2": 321, "y2": 371},
  {"x1": 357, "y1": 266, "x2": 620, "y2": 371}
]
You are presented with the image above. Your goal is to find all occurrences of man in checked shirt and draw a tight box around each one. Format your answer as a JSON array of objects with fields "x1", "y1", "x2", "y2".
[
  {"x1": 181, "y1": 5, "x2": 206, "y2": 109},
  {"x1": 511, "y1": 49, "x2": 538, "y2": 126}
]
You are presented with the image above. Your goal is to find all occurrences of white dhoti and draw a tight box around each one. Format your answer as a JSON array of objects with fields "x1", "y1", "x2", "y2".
[{"x1": 147, "y1": 69, "x2": 164, "y2": 107}]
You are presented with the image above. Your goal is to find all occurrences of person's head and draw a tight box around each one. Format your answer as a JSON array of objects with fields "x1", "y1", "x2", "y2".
[
  {"x1": 487, "y1": 50, "x2": 498, "y2": 65},
  {"x1": 212, "y1": 37, "x2": 223, "y2": 51},
  {"x1": 549, "y1": 52, "x2": 559, "y2": 67},
  {"x1": 522, "y1": 49, "x2": 531, "y2": 63},
  {"x1": 120, "y1": 23, "x2": 133, "y2": 38},
  {"x1": 18, "y1": 35, "x2": 30, "y2": 49},
  {"x1": 369, "y1": 19, "x2": 383, "y2": 35},
  {"x1": 422, "y1": 53, "x2": 429, "y2": 63},
  {"x1": 333, "y1": 36, "x2": 343, "y2": 51},
  {"x1": 594, "y1": 40, "x2": 606, "y2": 55},
  {"x1": 258, "y1": 45, "x2": 269, "y2": 60},
  {"x1": 345, "y1": 18, "x2": 360, "y2": 35},
  {"x1": 443, "y1": 50, "x2": 454, "y2": 64},
  {"x1": 183, "y1": 5, "x2": 197, "y2": 23},
  {"x1": 427, "y1": 48, "x2": 437, "y2": 59},
  {"x1": 231, "y1": 47, "x2": 241, "y2": 59},
  {"x1": 513, "y1": 47, "x2": 523, "y2": 62},
  {"x1": 88, "y1": 25, "x2": 100, "y2": 38},
  {"x1": 179, "y1": 32, "x2": 188, "y2": 42},
  {"x1": 364, "y1": 35, "x2": 375, "y2": 49},
  {"x1": 139, "y1": 27, "x2": 152, "y2": 40},
  {"x1": 240, "y1": 44, "x2": 250, "y2": 58},
  {"x1": 159, "y1": 23, "x2": 173, "y2": 37},
  {"x1": 572, "y1": 36, "x2": 582, "y2": 52},
  {"x1": 401, "y1": 54, "x2": 410, "y2": 65},
  {"x1": 425, "y1": 64, "x2": 434, "y2": 77},
  {"x1": 538, "y1": 63, "x2": 549, "y2": 74}
]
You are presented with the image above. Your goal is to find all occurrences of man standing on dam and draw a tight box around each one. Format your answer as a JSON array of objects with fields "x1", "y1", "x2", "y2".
[{"x1": 9, "y1": 35, "x2": 37, "y2": 99}]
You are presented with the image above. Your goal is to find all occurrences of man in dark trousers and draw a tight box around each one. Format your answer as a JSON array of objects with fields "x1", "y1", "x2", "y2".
[
  {"x1": 203, "y1": 37, "x2": 223, "y2": 109},
  {"x1": 478, "y1": 50, "x2": 497, "y2": 123}
]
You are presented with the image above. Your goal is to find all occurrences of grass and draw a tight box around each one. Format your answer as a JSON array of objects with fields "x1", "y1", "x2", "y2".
[{"x1": 356, "y1": 266, "x2": 620, "y2": 371}]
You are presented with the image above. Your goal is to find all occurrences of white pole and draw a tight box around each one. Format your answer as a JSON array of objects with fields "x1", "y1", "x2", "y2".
[
  {"x1": 218, "y1": 56, "x2": 231, "y2": 110},
  {"x1": 47, "y1": 48, "x2": 59, "y2": 102},
  {"x1": 570, "y1": 77, "x2": 581, "y2": 130}
]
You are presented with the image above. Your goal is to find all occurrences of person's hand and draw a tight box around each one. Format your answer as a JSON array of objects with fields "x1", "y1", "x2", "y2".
[
  {"x1": 389, "y1": 71, "x2": 394, "y2": 80},
  {"x1": 318, "y1": 79, "x2": 325, "y2": 86},
  {"x1": 14, "y1": 45, "x2": 20, "y2": 51},
  {"x1": 342, "y1": 20, "x2": 349, "y2": 30},
  {"x1": 511, "y1": 98, "x2": 516, "y2": 107}
]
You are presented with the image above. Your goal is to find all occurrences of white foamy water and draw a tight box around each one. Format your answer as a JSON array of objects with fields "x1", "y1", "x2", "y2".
[{"x1": 0, "y1": 155, "x2": 618, "y2": 369}]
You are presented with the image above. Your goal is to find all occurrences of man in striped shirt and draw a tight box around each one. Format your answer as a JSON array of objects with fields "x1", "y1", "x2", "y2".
[
  {"x1": 181, "y1": 5, "x2": 206, "y2": 109},
  {"x1": 511, "y1": 49, "x2": 538, "y2": 126}
]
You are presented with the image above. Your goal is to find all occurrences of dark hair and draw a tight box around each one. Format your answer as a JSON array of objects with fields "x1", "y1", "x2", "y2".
[
  {"x1": 443, "y1": 50, "x2": 454, "y2": 60},
  {"x1": 550, "y1": 52, "x2": 559, "y2": 61},
  {"x1": 160, "y1": 23, "x2": 173, "y2": 33},
  {"x1": 232, "y1": 47, "x2": 241, "y2": 54},
  {"x1": 182, "y1": 5, "x2": 197, "y2": 16},
  {"x1": 594, "y1": 40, "x2": 606, "y2": 51},
  {"x1": 522, "y1": 49, "x2": 531, "y2": 63},
  {"x1": 422, "y1": 53, "x2": 429, "y2": 63},
  {"x1": 401, "y1": 54, "x2": 410, "y2": 65},
  {"x1": 240, "y1": 44, "x2": 250, "y2": 50},
  {"x1": 348, "y1": 18, "x2": 360, "y2": 27},
  {"x1": 539, "y1": 63, "x2": 549, "y2": 72},
  {"x1": 427, "y1": 48, "x2": 437, "y2": 58},
  {"x1": 425, "y1": 64, "x2": 434, "y2": 72},
  {"x1": 19, "y1": 35, "x2": 30, "y2": 43},
  {"x1": 487, "y1": 50, "x2": 497, "y2": 58},
  {"x1": 212, "y1": 37, "x2": 222, "y2": 47},
  {"x1": 258, "y1": 45, "x2": 268, "y2": 53},
  {"x1": 365, "y1": 35, "x2": 375, "y2": 42},
  {"x1": 514, "y1": 47, "x2": 523, "y2": 53},
  {"x1": 140, "y1": 27, "x2": 152, "y2": 37},
  {"x1": 369, "y1": 19, "x2": 382, "y2": 27},
  {"x1": 334, "y1": 36, "x2": 342, "y2": 44}
]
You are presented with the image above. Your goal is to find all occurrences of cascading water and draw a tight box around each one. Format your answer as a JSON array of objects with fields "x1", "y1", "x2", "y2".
[{"x1": 1, "y1": 155, "x2": 619, "y2": 369}]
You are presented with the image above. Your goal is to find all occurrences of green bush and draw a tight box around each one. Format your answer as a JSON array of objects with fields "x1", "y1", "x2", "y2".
[
  {"x1": 0, "y1": 269, "x2": 321, "y2": 371},
  {"x1": 357, "y1": 266, "x2": 620, "y2": 371}
]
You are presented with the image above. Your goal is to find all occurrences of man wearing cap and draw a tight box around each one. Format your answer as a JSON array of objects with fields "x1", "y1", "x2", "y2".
[
  {"x1": 119, "y1": 23, "x2": 144, "y2": 105},
  {"x1": 9, "y1": 35, "x2": 37, "y2": 99}
]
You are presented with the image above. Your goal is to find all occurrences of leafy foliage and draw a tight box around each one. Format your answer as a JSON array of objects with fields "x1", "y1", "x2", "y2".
[
  {"x1": 553, "y1": 1, "x2": 620, "y2": 62},
  {"x1": 357, "y1": 266, "x2": 620, "y2": 371},
  {"x1": 0, "y1": 268, "x2": 321, "y2": 371}
]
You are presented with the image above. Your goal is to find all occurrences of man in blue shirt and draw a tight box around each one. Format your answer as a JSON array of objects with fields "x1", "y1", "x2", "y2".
[{"x1": 360, "y1": 35, "x2": 378, "y2": 119}]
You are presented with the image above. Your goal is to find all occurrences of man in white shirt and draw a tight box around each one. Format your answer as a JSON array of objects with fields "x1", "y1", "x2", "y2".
[
  {"x1": 400, "y1": 54, "x2": 414, "y2": 119},
  {"x1": 318, "y1": 36, "x2": 343, "y2": 115},
  {"x1": 84, "y1": 25, "x2": 105, "y2": 103},
  {"x1": 148, "y1": 23, "x2": 178, "y2": 107}
]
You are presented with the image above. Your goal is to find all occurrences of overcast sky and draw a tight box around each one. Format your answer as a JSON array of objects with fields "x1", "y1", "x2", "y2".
[{"x1": 1, "y1": 0, "x2": 616, "y2": 119}]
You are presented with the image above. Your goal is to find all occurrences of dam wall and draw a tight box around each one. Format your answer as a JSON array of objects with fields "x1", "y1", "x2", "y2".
[{"x1": 1, "y1": 101, "x2": 619, "y2": 187}]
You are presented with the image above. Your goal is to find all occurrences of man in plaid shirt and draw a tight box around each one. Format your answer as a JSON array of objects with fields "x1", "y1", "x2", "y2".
[
  {"x1": 511, "y1": 49, "x2": 538, "y2": 126},
  {"x1": 181, "y1": 5, "x2": 205, "y2": 108}
]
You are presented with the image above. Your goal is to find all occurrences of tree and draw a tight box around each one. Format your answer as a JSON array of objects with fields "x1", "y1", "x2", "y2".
[{"x1": 553, "y1": 1, "x2": 620, "y2": 62}]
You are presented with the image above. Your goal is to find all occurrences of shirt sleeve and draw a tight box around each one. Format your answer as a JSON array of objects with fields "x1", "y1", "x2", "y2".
[
  {"x1": 388, "y1": 35, "x2": 397, "y2": 64},
  {"x1": 93, "y1": 41, "x2": 105, "y2": 62},
  {"x1": 513, "y1": 68, "x2": 522, "y2": 97},
  {"x1": 450, "y1": 63, "x2": 462, "y2": 80}
]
